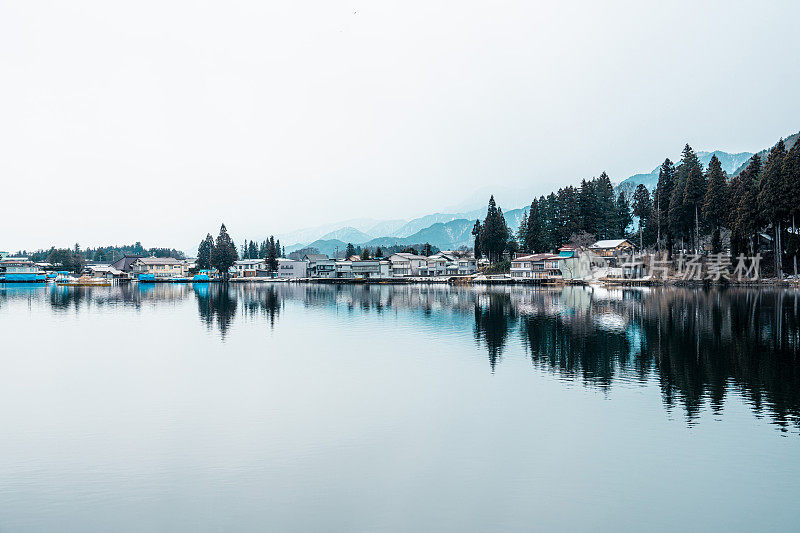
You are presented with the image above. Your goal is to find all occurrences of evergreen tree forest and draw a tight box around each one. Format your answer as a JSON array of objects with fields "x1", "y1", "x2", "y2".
[
  {"x1": 512, "y1": 172, "x2": 629, "y2": 257},
  {"x1": 500, "y1": 137, "x2": 800, "y2": 277}
]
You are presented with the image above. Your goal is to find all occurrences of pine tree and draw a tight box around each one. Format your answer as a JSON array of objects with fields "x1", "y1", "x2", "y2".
[
  {"x1": 375, "y1": 247, "x2": 383, "y2": 258},
  {"x1": 197, "y1": 233, "x2": 214, "y2": 270},
  {"x1": 210, "y1": 224, "x2": 238, "y2": 281},
  {"x1": 525, "y1": 198, "x2": 546, "y2": 253},
  {"x1": 758, "y1": 139, "x2": 788, "y2": 276},
  {"x1": 656, "y1": 159, "x2": 675, "y2": 254},
  {"x1": 782, "y1": 140, "x2": 800, "y2": 275},
  {"x1": 668, "y1": 158, "x2": 688, "y2": 252},
  {"x1": 631, "y1": 184, "x2": 652, "y2": 249},
  {"x1": 679, "y1": 145, "x2": 706, "y2": 253},
  {"x1": 360, "y1": 247, "x2": 371, "y2": 260},
  {"x1": 472, "y1": 219, "x2": 483, "y2": 260},
  {"x1": 517, "y1": 211, "x2": 529, "y2": 252},
  {"x1": 702, "y1": 154, "x2": 729, "y2": 253},
  {"x1": 344, "y1": 242, "x2": 356, "y2": 258},
  {"x1": 735, "y1": 155, "x2": 762, "y2": 255},
  {"x1": 615, "y1": 191, "x2": 633, "y2": 238},
  {"x1": 480, "y1": 196, "x2": 509, "y2": 262},
  {"x1": 578, "y1": 179, "x2": 598, "y2": 236},
  {"x1": 275, "y1": 239, "x2": 282, "y2": 258},
  {"x1": 542, "y1": 193, "x2": 558, "y2": 252},
  {"x1": 595, "y1": 172, "x2": 616, "y2": 239},
  {"x1": 267, "y1": 236, "x2": 279, "y2": 272}
]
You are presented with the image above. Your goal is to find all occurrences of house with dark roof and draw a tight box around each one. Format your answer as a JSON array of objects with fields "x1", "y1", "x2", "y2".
[{"x1": 109, "y1": 255, "x2": 143, "y2": 273}]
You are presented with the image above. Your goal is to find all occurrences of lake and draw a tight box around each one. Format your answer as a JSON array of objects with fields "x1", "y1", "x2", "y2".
[{"x1": 0, "y1": 283, "x2": 798, "y2": 532}]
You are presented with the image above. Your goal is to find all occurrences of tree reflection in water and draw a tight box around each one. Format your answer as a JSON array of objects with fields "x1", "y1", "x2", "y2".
[
  {"x1": 195, "y1": 284, "x2": 238, "y2": 337},
  {"x1": 516, "y1": 287, "x2": 800, "y2": 431},
  {"x1": 5, "y1": 282, "x2": 798, "y2": 430},
  {"x1": 473, "y1": 292, "x2": 517, "y2": 372}
]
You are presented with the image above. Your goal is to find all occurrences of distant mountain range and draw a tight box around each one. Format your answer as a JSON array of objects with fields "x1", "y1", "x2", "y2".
[{"x1": 279, "y1": 130, "x2": 800, "y2": 256}]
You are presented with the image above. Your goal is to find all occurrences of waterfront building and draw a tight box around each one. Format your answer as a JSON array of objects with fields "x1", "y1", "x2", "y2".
[
  {"x1": 420, "y1": 256, "x2": 447, "y2": 276},
  {"x1": 335, "y1": 260, "x2": 353, "y2": 278},
  {"x1": 233, "y1": 259, "x2": 266, "y2": 278},
  {"x1": 109, "y1": 255, "x2": 144, "y2": 274},
  {"x1": 0, "y1": 257, "x2": 46, "y2": 282},
  {"x1": 84, "y1": 265, "x2": 129, "y2": 281},
  {"x1": 510, "y1": 253, "x2": 565, "y2": 279},
  {"x1": 589, "y1": 239, "x2": 634, "y2": 257},
  {"x1": 310, "y1": 258, "x2": 337, "y2": 278},
  {"x1": 456, "y1": 257, "x2": 478, "y2": 275},
  {"x1": 348, "y1": 259, "x2": 390, "y2": 279},
  {"x1": 387, "y1": 253, "x2": 428, "y2": 277},
  {"x1": 304, "y1": 254, "x2": 333, "y2": 277},
  {"x1": 130, "y1": 257, "x2": 191, "y2": 279},
  {"x1": 275, "y1": 258, "x2": 307, "y2": 278}
]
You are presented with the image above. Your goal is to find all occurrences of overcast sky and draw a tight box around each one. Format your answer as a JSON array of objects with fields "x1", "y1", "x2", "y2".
[{"x1": 2, "y1": 1, "x2": 799, "y2": 252}]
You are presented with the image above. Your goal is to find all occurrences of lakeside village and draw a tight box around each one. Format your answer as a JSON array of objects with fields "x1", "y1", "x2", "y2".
[{"x1": 3, "y1": 139, "x2": 800, "y2": 287}]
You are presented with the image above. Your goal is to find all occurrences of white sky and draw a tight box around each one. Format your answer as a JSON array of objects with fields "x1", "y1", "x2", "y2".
[{"x1": 2, "y1": 1, "x2": 799, "y2": 252}]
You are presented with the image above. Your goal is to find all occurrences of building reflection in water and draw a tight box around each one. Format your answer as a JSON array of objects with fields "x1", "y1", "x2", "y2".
[{"x1": 3, "y1": 282, "x2": 798, "y2": 430}]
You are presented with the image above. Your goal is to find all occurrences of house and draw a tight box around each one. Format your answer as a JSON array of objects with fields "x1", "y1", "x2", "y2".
[
  {"x1": 456, "y1": 257, "x2": 478, "y2": 275},
  {"x1": 233, "y1": 259, "x2": 266, "y2": 278},
  {"x1": 304, "y1": 254, "x2": 334, "y2": 277},
  {"x1": 84, "y1": 264, "x2": 129, "y2": 280},
  {"x1": 335, "y1": 260, "x2": 353, "y2": 278},
  {"x1": 387, "y1": 253, "x2": 428, "y2": 277},
  {"x1": 589, "y1": 239, "x2": 634, "y2": 257},
  {"x1": 420, "y1": 256, "x2": 447, "y2": 277},
  {"x1": 0, "y1": 257, "x2": 46, "y2": 282},
  {"x1": 130, "y1": 257, "x2": 191, "y2": 279},
  {"x1": 510, "y1": 253, "x2": 565, "y2": 279},
  {"x1": 511, "y1": 253, "x2": 553, "y2": 279},
  {"x1": 275, "y1": 258, "x2": 307, "y2": 278},
  {"x1": 310, "y1": 258, "x2": 336, "y2": 278},
  {"x1": 109, "y1": 254, "x2": 143, "y2": 274},
  {"x1": 349, "y1": 259, "x2": 391, "y2": 278}
]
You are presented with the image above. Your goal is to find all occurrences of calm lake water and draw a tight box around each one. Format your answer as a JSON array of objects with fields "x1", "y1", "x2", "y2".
[{"x1": 1, "y1": 282, "x2": 799, "y2": 532}]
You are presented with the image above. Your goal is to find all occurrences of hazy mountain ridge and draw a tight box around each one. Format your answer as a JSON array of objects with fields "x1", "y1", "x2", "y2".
[{"x1": 732, "y1": 131, "x2": 799, "y2": 176}]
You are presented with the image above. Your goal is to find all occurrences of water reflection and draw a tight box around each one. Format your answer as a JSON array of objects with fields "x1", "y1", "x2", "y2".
[{"x1": 2, "y1": 282, "x2": 799, "y2": 430}]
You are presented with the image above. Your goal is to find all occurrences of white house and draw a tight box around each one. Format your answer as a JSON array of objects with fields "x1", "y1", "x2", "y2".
[
  {"x1": 349, "y1": 259, "x2": 391, "y2": 278},
  {"x1": 232, "y1": 259, "x2": 266, "y2": 278},
  {"x1": 276, "y1": 258, "x2": 307, "y2": 278},
  {"x1": 510, "y1": 253, "x2": 562, "y2": 279},
  {"x1": 387, "y1": 253, "x2": 428, "y2": 277}
]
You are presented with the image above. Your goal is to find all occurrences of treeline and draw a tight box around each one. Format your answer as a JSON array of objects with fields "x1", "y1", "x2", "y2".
[
  {"x1": 471, "y1": 175, "x2": 632, "y2": 263},
  {"x1": 14, "y1": 242, "x2": 185, "y2": 265},
  {"x1": 340, "y1": 242, "x2": 440, "y2": 259},
  {"x1": 517, "y1": 172, "x2": 631, "y2": 254},
  {"x1": 239, "y1": 238, "x2": 284, "y2": 261},
  {"x1": 473, "y1": 136, "x2": 800, "y2": 277},
  {"x1": 630, "y1": 139, "x2": 800, "y2": 276}
]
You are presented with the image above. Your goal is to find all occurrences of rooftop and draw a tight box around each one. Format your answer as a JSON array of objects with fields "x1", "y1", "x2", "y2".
[
  {"x1": 135, "y1": 257, "x2": 183, "y2": 265},
  {"x1": 590, "y1": 239, "x2": 631, "y2": 249}
]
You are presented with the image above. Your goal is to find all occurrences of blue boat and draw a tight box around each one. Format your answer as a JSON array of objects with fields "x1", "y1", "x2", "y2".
[
  {"x1": 193, "y1": 270, "x2": 211, "y2": 282},
  {"x1": 138, "y1": 273, "x2": 156, "y2": 282}
]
